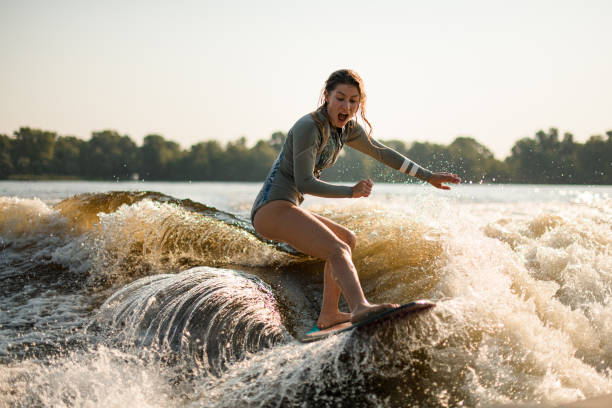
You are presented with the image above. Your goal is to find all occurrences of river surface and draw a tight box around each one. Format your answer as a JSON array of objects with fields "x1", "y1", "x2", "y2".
[{"x1": 1, "y1": 181, "x2": 611, "y2": 407}]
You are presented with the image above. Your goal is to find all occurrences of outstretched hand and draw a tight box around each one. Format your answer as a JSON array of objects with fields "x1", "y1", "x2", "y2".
[
  {"x1": 352, "y1": 178, "x2": 373, "y2": 198},
  {"x1": 428, "y1": 172, "x2": 461, "y2": 190}
]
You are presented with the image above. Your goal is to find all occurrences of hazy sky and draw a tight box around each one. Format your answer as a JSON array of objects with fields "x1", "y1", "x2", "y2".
[{"x1": 1, "y1": 0, "x2": 610, "y2": 158}]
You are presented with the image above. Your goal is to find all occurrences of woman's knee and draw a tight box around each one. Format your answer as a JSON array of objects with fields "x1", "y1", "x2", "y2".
[
  {"x1": 334, "y1": 227, "x2": 356, "y2": 252},
  {"x1": 327, "y1": 239, "x2": 352, "y2": 261},
  {"x1": 344, "y1": 230, "x2": 357, "y2": 251}
]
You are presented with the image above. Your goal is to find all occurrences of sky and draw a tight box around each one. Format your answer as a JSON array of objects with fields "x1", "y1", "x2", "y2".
[{"x1": 1, "y1": 0, "x2": 610, "y2": 159}]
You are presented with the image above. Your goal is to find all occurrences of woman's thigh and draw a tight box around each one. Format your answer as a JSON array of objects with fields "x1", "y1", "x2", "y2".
[{"x1": 253, "y1": 201, "x2": 347, "y2": 260}]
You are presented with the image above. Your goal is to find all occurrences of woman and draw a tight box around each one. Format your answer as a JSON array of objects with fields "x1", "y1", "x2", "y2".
[{"x1": 252, "y1": 69, "x2": 461, "y2": 330}]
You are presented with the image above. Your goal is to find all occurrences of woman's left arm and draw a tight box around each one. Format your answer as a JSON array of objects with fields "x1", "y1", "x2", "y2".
[{"x1": 346, "y1": 125, "x2": 461, "y2": 189}]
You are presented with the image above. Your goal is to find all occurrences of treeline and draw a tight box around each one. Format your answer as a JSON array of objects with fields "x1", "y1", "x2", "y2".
[{"x1": 0, "y1": 127, "x2": 610, "y2": 184}]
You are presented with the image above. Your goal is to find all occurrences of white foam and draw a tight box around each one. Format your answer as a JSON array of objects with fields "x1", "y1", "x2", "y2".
[{"x1": 0, "y1": 346, "x2": 175, "y2": 408}]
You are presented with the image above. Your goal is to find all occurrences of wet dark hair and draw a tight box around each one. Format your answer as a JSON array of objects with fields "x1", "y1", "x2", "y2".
[{"x1": 311, "y1": 69, "x2": 374, "y2": 152}]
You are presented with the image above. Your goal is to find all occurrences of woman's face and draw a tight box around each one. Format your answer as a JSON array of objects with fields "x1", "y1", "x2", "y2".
[{"x1": 325, "y1": 84, "x2": 361, "y2": 128}]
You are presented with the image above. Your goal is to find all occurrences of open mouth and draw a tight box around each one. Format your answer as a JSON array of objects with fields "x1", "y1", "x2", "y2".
[{"x1": 338, "y1": 113, "x2": 348, "y2": 122}]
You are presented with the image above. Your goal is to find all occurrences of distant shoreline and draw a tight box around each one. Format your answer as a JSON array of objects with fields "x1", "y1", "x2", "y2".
[
  {"x1": 7, "y1": 174, "x2": 85, "y2": 181},
  {"x1": 4, "y1": 175, "x2": 610, "y2": 186},
  {"x1": 2, "y1": 127, "x2": 611, "y2": 185}
]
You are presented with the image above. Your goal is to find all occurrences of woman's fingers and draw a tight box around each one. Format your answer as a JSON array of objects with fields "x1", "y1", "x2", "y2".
[
  {"x1": 363, "y1": 179, "x2": 372, "y2": 195},
  {"x1": 438, "y1": 173, "x2": 461, "y2": 183},
  {"x1": 352, "y1": 179, "x2": 374, "y2": 198},
  {"x1": 358, "y1": 181, "x2": 371, "y2": 197},
  {"x1": 430, "y1": 172, "x2": 461, "y2": 190}
]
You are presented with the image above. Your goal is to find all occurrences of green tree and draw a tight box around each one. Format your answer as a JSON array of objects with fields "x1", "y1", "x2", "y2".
[
  {"x1": 182, "y1": 140, "x2": 224, "y2": 180},
  {"x1": 222, "y1": 137, "x2": 250, "y2": 180},
  {"x1": 406, "y1": 141, "x2": 450, "y2": 171},
  {"x1": 448, "y1": 137, "x2": 497, "y2": 182},
  {"x1": 506, "y1": 137, "x2": 537, "y2": 183},
  {"x1": 81, "y1": 130, "x2": 137, "y2": 179},
  {"x1": 139, "y1": 134, "x2": 182, "y2": 180},
  {"x1": 607, "y1": 131, "x2": 612, "y2": 184},
  {"x1": 556, "y1": 132, "x2": 578, "y2": 183},
  {"x1": 576, "y1": 134, "x2": 610, "y2": 184},
  {"x1": 53, "y1": 136, "x2": 84, "y2": 175},
  {"x1": 11, "y1": 127, "x2": 57, "y2": 174},
  {"x1": 248, "y1": 139, "x2": 278, "y2": 180},
  {"x1": 507, "y1": 128, "x2": 584, "y2": 184},
  {"x1": 0, "y1": 134, "x2": 14, "y2": 178}
]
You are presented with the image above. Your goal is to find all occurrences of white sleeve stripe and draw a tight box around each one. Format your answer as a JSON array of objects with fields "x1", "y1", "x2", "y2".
[
  {"x1": 399, "y1": 159, "x2": 410, "y2": 173},
  {"x1": 408, "y1": 163, "x2": 419, "y2": 177}
]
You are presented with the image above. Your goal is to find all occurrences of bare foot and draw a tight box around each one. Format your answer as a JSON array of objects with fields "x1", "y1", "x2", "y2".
[
  {"x1": 350, "y1": 303, "x2": 399, "y2": 324},
  {"x1": 317, "y1": 311, "x2": 351, "y2": 330}
]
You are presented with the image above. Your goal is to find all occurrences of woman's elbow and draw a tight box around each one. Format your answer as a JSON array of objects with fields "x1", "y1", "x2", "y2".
[{"x1": 295, "y1": 177, "x2": 314, "y2": 194}]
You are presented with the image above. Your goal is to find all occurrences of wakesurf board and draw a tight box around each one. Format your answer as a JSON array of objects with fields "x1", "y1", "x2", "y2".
[{"x1": 300, "y1": 299, "x2": 435, "y2": 343}]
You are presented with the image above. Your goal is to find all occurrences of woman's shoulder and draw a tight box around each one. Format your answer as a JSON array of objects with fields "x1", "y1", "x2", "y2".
[
  {"x1": 291, "y1": 111, "x2": 325, "y2": 136},
  {"x1": 293, "y1": 111, "x2": 317, "y2": 126}
]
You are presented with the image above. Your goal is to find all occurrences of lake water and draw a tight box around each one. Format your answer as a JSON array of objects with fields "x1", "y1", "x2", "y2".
[{"x1": 1, "y1": 181, "x2": 611, "y2": 407}]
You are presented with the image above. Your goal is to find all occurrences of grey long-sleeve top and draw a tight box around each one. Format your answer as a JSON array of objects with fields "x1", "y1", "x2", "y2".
[{"x1": 250, "y1": 108, "x2": 432, "y2": 221}]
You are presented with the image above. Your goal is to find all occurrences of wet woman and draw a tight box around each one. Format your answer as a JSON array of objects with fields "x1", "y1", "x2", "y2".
[{"x1": 251, "y1": 69, "x2": 461, "y2": 330}]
